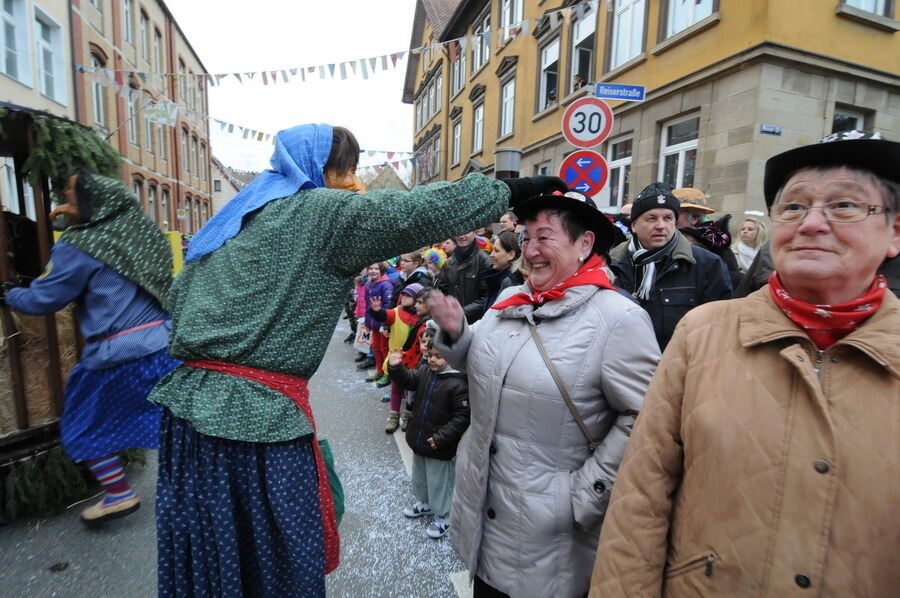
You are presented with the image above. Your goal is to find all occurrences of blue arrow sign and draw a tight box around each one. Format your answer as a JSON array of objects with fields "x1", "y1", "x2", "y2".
[{"x1": 594, "y1": 83, "x2": 645, "y2": 102}]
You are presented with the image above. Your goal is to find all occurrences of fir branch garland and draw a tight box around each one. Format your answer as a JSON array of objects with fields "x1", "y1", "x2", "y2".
[{"x1": 0, "y1": 109, "x2": 121, "y2": 203}]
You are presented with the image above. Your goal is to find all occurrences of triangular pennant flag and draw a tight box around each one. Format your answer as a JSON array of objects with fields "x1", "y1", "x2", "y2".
[
  {"x1": 206, "y1": 74, "x2": 214, "y2": 87},
  {"x1": 228, "y1": 124, "x2": 234, "y2": 133},
  {"x1": 367, "y1": 150, "x2": 376, "y2": 157},
  {"x1": 391, "y1": 52, "x2": 402, "y2": 67},
  {"x1": 381, "y1": 55, "x2": 389, "y2": 70},
  {"x1": 261, "y1": 71, "x2": 269, "y2": 85},
  {"x1": 328, "y1": 63, "x2": 336, "y2": 78},
  {"x1": 411, "y1": 47, "x2": 421, "y2": 56},
  {"x1": 289, "y1": 68, "x2": 298, "y2": 76},
  {"x1": 114, "y1": 70, "x2": 125, "y2": 86},
  {"x1": 271, "y1": 71, "x2": 279, "y2": 83},
  {"x1": 360, "y1": 59, "x2": 369, "y2": 80},
  {"x1": 246, "y1": 72, "x2": 256, "y2": 80},
  {"x1": 218, "y1": 120, "x2": 226, "y2": 131},
  {"x1": 410, "y1": 157, "x2": 417, "y2": 167},
  {"x1": 299, "y1": 68, "x2": 306, "y2": 82},
  {"x1": 319, "y1": 65, "x2": 326, "y2": 79},
  {"x1": 392, "y1": 161, "x2": 400, "y2": 169},
  {"x1": 281, "y1": 70, "x2": 289, "y2": 83},
  {"x1": 387, "y1": 152, "x2": 395, "y2": 159},
  {"x1": 234, "y1": 73, "x2": 242, "y2": 83},
  {"x1": 215, "y1": 73, "x2": 226, "y2": 85},
  {"x1": 576, "y1": 2, "x2": 586, "y2": 20},
  {"x1": 459, "y1": 35, "x2": 469, "y2": 51},
  {"x1": 550, "y1": 10, "x2": 561, "y2": 28},
  {"x1": 242, "y1": 127, "x2": 250, "y2": 139},
  {"x1": 264, "y1": 134, "x2": 271, "y2": 142},
  {"x1": 339, "y1": 62, "x2": 347, "y2": 79},
  {"x1": 521, "y1": 18, "x2": 531, "y2": 36},
  {"x1": 483, "y1": 30, "x2": 493, "y2": 47},
  {"x1": 374, "y1": 165, "x2": 383, "y2": 174},
  {"x1": 137, "y1": 71, "x2": 147, "y2": 83},
  {"x1": 369, "y1": 57, "x2": 377, "y2": 72},
  {"x1": 348, "y1": 61, "x2": 356, "y2": 76},
  {"x1": 257, "y1": 132, "x2": 264, "y2": 141}
]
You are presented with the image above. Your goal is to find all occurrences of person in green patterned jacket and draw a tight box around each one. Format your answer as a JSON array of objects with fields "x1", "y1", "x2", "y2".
[{"x1": 150, "y1": 123, "x2": 566, "y2": 598}]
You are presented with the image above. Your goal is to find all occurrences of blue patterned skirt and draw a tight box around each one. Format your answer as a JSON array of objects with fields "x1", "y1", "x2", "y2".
[
  {"x1": 61, "y1": 349, "x2": 178, "y2": 461},
  {"x1": 156, "y1": 410, "x2": 326, "y2": 598}
]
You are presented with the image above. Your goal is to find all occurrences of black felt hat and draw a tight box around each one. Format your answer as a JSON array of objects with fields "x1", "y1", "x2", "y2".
[
  {"x1": 514, "y1": 190, "x2": 619, "y2": 255},
  {"x1": 764, "y1": 130, "x2": 900, "y2": 207}
]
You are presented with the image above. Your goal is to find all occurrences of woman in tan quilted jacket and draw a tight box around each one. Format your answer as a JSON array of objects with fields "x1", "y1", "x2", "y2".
[{"x1": 590, "y1": 131, "x2": 900, "y2": 598}]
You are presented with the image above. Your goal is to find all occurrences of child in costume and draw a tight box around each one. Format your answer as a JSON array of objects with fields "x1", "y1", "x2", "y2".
[
  {"x1": 364, "y1": 262, "x2": 393, "y2": 386},
  {"x1": 397, "y1": 287, "x2": 434, "y2": 431},
  {"x1": 369, "y1": 283, "x2": 423, "y2": 433},
  {"x1": 387, "y1": 341, "x2": 470, "y2": 539}
]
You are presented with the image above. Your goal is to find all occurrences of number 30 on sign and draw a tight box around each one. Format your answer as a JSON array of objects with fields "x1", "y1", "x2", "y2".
[{"x1": 561, "y1": 97, "x2": 614, "y2": 148}]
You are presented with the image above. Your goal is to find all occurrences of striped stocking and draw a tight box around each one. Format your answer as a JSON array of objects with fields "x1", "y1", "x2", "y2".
[{"x1": 85, "y1": 455, "x2": 135, "y2": 505}]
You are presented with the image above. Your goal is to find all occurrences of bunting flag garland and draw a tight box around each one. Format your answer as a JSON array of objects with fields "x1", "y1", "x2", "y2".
[{"x1": 75, "y1": 0, "x2": 600, "y2": 89}]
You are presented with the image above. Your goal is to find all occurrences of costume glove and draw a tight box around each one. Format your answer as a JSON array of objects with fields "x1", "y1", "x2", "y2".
[{"x1": 502, "y1": 176, "x2": 568, "y2": 207}]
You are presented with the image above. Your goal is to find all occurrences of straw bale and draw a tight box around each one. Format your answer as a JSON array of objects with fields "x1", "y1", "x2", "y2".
[{"x1": 0, "y1": 305, "x2": 78, "y2": 437}]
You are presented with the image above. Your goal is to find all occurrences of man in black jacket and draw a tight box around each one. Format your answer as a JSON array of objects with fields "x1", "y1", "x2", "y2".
[
  {"x1": 436, "y1": 231, "x2": 493, "y2": 324},
  {"x1": 609, "y1": 182, "x2": 733, "y2": 349}
]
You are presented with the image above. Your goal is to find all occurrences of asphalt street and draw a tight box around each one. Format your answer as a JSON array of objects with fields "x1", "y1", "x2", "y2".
[{"x1": 0, "y1": 320, "x2": 472, "y2": 598}]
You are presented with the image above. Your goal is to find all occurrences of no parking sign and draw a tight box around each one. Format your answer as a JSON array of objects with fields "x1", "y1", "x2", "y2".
[
  {"x1": 558, "y1": 150, "x2": 608, "y2": 197},
  {"x1": 561, "y1": 97, "x2": 614, "y2": 148}
]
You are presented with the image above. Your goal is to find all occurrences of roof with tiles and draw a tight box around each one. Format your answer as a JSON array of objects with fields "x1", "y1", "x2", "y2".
[{"x1": 402, "y1": 0, "x2": 463, "y2": 104}]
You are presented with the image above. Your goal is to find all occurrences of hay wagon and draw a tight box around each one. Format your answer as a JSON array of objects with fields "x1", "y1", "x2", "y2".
[{"x1": 0, "y1": 103, "x2": 122, "y2": 521}]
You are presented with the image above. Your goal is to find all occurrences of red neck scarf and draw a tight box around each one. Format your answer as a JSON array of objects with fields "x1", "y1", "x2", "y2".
[
  {"x1": 183, "y1": 359, "x2": 340, "y2": 574},
  {"x1": 492, "y1": 254, "x2": 616, "y2": 310},
  {"x1": 768, "y1": 272, "x2": 887, "y2": 350}
]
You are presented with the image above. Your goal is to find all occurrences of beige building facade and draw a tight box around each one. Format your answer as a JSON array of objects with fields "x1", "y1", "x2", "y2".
[{"x1": 405, "y1": 0, "x2": 900, "y2": 215}]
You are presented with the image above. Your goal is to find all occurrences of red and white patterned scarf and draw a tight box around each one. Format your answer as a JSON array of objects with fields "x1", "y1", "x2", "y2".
[
  {"x1": 768, "y1": 272, "x2": 887, "y2": 350},
  {"x1": 491, "y1": 254, "x2": 616, "y2": 310}
]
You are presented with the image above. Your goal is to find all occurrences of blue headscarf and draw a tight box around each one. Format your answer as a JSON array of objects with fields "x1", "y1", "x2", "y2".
[{"x1": 186, "y1": 123, "x2": 334, "y2": 263}]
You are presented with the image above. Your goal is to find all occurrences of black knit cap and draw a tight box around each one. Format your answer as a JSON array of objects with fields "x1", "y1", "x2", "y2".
[{"x1": 631, "y1": 182, "x2": 680, "y2": 222}]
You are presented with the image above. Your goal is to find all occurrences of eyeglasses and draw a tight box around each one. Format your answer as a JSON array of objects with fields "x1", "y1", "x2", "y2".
[{"x1": 770, "y1": 199, "x2": 890, "y2": 223}]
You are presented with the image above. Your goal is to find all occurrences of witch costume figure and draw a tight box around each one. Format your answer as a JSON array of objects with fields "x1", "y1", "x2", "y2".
[
  {"x1": 148, "y1": 123, "x2": 567, "y2": 598},
  {"x1": 1, "y1": 170, "x2": 178, "y2": 523}
]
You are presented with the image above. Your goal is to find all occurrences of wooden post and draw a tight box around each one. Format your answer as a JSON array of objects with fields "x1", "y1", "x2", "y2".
[
  {"x1": 21, "y1": 131, "x2": 64, "y2": 417},
  {"x1": 0, "y1": 200, "x2": 30, "y2": 431}
]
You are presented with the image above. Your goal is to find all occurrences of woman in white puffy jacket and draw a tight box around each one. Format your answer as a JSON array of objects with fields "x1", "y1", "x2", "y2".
[{"x1": 431, "y1": 190, "x2": 660, "y2": 598}]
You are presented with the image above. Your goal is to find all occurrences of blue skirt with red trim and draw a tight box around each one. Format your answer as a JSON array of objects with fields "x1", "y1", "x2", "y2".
[{"x1": 60, "y1": 349, "x2": 178, "y2": 461}]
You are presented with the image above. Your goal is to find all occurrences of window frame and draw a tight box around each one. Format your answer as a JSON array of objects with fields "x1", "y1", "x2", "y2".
[
  {"x1": 147, "y1": 184, "x2": 158, "y2": 223},
  {"x1": 831, "y1": 106, "x2": 868, "y2": 133},
  {"x1": 144, "y1": 93, "x2": 154, "y2": 153},
  {"x1": 845, "y1": 0, "x2": 890, "y2": 15},
  {"x1": 499, "y1": 0, "x2": 523, "y2": 42},
  {"x1": 91, "y1": 54, "x2": 106, "y2": 127},
  {"x1": 663, "y1": 0, "x2": 714, "y2": 38},
  {"x1": 499, "y1": 77, "x2": 516, "y2": 138},
  {"x1": 191, "y1": 135, "x2": 198, "y2": 175},
  {"x1": 570, "y1": 3, "x2": 597, "y2": 94},
  {"x1": 606, "y1": 136, "x2": 633, "y2": 211},
  {"x1": 451, "y1": 44, "x2": 466, "y2": 95},
  {"x1": 181, "y1": 128, "x2": 189, "y2": 172},
  {"x1": 608, "y1": 0, "x2": 647, "y2": 71},
  {"x1": 537, "y1": 36, "x2": 560, "y2": 112},
  {"x1": 451, "y1": 119, "x2": 462, "y2": 165},
  {"x1": 472, "y1": 102, "x2": 484, "y2": 154},
  {"x1": 158, "y1": 124, "x2": 167, "y2": 160},
  {"x1": 153, "y1": 28, "x2": 162, "y2": 72},
  {"x1": 160, "y1": 187, "x2": 170, "y2": 228},
  {"x1": 1, "y1": 0, "x2": 29, "y2": 85},
  {"x1": 139, "y1": 10, "x2": 148, "y2": 59},
  {"x1": 127, "y1": 90, "x2": 139, "y2": 145},
  {"x1": 122, "y1": 0, "x2": 133, "y2": 45},
  {"x1": 471, "y1": 10, "x2": 490, "y2": 74},
  {"x1": 658, "y1": 114, "x2": 700, "y2": 189}
]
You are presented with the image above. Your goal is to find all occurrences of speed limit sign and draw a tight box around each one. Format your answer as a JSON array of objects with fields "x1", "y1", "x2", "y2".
[{"x1": 561, "y1": 97, "x2": 614, "y2": 148}]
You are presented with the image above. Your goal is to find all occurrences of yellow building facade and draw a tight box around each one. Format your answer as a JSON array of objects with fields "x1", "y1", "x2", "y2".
[{"x1": 404, "y1": 0, "x2": 900, "y2": 214}]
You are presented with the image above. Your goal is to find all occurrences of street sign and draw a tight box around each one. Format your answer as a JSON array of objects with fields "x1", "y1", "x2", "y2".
[
  {"x1": 593, "y1": 83, "x2": 646, "y2": 102},
  {"x1": 561, "y1": 97, "x2": 614, "y2": 148},
  {"x1": 559, "y1": 150, "x2": 608, "y2": 197}
]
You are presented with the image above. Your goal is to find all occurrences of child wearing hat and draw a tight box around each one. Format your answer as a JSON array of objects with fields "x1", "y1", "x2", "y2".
[{"x1": 369, "y1": 283, "x2": 424, "y2": 433}]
